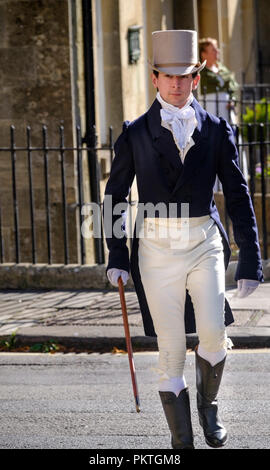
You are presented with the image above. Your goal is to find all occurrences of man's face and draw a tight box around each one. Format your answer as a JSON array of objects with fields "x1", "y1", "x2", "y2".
[{"x1": 151, "y1": 72, "x2": 200, "y2": 108}]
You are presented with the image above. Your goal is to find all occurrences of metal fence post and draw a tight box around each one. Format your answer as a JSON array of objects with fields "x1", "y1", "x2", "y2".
[
  {"x1": 247, "y1": 124, "x2": 256, "y2": 204},
  {"x1": 87, "y1": 126, "x2": 105, "y2": 265},
  {"x1": 259, "y1": 124, "x2": 268, "y2": 259},
  {"x1": 10, "y1": 125, "x2": 20, "y2": 263},
  {"x1": 42, "y1": 125, "x2": 52, "y2": 264},
  {"x1": 59, "y1": 125, "x2": 69, "y2": 265},
  {"x1": 27, "y1": 126, "x2": 37, "y2": 264},
  {"x1": 76, "y1": 125, "x2": 85, "y2": 265}
]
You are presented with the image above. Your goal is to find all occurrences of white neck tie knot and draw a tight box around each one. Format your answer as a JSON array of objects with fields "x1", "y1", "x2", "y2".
[{"x1": 157, "y1": 92, "x2": 197, "y2": 150}]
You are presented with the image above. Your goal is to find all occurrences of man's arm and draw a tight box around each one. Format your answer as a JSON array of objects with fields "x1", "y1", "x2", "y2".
[{"x1": 103, "y1": 122, "x2": 135, "y2": 273}]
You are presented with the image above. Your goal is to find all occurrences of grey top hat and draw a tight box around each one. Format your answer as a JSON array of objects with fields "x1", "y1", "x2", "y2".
[{"x1": 150, "y1": 30, "x2": 206, "y2": 76}]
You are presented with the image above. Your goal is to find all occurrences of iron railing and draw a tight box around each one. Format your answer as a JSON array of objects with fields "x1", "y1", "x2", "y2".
[
  {"x1": 199, "y1": 83, "x2": 270, "y2": 128},
  {"x1": 0, "y1": 125, "x2": 113, "y2": 265},
  {"x1": 0, "y1": 86, "x2": 269, "y2": 265},
  {"x1": 198, "y1": 84, "x2": 270, "y2": 259}
]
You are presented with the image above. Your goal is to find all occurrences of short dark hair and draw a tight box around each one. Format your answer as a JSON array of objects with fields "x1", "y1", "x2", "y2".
[{"x1": 152, "y1": 70, "x2": 198, "y2": 79}]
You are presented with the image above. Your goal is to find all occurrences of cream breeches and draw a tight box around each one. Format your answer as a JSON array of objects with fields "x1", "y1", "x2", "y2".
[{"x1": 138, "y1": 216, "x2": 227, "y2": 379}]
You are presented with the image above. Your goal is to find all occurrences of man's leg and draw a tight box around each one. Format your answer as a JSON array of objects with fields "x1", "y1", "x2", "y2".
[
  {"x1": 186, "y1": 225, "x2": 228, "y2": 447},
  {"x1": 138, "y1": 229, "x2": 194, "y2": 449}
]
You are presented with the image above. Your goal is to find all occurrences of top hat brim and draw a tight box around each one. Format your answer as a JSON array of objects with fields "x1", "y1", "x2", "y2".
[{"x1": 149, "y1": 59, "x2": 206, "y2": 76}]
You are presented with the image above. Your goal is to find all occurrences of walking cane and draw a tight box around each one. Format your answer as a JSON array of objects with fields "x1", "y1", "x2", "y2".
[{"x1": 118, "y1": 276, "x2": 141, "y2": 413}]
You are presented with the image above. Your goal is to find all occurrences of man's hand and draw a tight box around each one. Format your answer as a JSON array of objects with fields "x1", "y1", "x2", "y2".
[
  {"x1": 236, "y1": 279, "x2": 260, "y2": 298},
  {"x1": 107, "y1": 268, "x2": 129, "y2": 287}
]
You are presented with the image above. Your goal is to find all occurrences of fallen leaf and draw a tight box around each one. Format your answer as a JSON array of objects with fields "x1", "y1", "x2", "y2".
[{"x1": 111, "y1": 346, "x2": 127, "y2": 354}]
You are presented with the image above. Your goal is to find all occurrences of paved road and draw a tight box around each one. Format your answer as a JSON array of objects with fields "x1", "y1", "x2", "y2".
[{"x1": 0, "y1": 349, "x2": 269, "y2": 449}]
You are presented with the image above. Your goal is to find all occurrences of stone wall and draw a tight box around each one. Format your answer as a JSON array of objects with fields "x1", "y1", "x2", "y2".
[{"x1": 0, "y1": 0, "x2": 82, "y2": 264}]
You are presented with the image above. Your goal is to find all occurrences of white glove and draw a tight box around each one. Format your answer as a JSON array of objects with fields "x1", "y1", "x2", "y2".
[
  {"x1": 236, "y1": 279, "x2": 260, "y2": 298},
  {"x1": 107, "y1": 268, "x2": 129, "y2": 287}
]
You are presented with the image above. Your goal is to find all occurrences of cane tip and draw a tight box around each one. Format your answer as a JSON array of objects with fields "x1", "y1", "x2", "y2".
[{"x1": 136, "y1": 405, "x2": 141, "y2": 413}]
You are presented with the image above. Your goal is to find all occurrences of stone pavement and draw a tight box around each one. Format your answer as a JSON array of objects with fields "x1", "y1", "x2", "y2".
[{"x1": 0, "y1": 281, "x2": 269, "y2": 351}]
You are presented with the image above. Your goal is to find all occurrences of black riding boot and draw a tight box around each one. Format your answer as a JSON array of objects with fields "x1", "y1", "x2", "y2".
[
  {"x1": 195, "y1": 348, "x2": 227, "y2": 448},
  {"x1": 159, "y1": 388, "x2": 194, "y2": 449}
]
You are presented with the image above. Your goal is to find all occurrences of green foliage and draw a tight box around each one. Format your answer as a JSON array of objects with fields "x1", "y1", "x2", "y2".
[
  {"x1": 0, "y1": 334, "x2": 60, "y2": 353},
  {"x1": 0, "y1": 331, "x2": 17, "y2": 350},
  {"x1": 242, "y1": 98, "x2": 270, "y2": 140},
  {"x1": 29, "y1": 340, "x2": 60, "y2": 353},
  {"x1": 255, "y1": 156, "x2": 270, "y2": 179}
]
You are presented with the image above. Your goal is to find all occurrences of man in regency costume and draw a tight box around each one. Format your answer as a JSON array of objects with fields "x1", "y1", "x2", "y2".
[{"x1": 103, "y1": 30, "x2": 263, "y2": 449}]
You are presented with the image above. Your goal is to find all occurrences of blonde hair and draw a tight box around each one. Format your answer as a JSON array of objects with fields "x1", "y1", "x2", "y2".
[{"x1": 198, "y1": 37, "x2": 218, "y2": 60}]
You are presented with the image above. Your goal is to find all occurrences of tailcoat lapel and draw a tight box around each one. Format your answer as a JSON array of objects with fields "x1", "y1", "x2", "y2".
[
  {"x1": 171, "y1": 98, "x2": 209, "y2": 195},
  {"x1": 146, "y1": 99, "x2": 183, "y2": 174},
  {"x1": 146, "y1": 98, "x2": 210, "y2": 196}
]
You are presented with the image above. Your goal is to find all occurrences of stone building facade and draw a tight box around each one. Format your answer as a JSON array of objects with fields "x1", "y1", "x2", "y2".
[{"x1": 0, "y1": 0, "x2": 80, "y2": 265}]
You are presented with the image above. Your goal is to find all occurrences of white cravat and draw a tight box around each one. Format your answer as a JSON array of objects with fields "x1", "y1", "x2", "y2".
[{"x1": 156, "y1": 92, "x2": 197, "y2": 150}]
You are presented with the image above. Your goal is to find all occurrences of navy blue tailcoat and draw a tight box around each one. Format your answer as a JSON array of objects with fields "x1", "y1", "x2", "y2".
[{"x1": 104, "y1": 97, "x2": 263, "y2": 337}]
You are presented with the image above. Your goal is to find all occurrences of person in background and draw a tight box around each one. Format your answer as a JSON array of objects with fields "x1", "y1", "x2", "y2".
[
  {"x1": 198, "y1": 37, "x2": 248, "y2": 188},
  {"x1": 198, "y1": 37, "x2": 239, "y2": 123}
]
